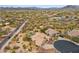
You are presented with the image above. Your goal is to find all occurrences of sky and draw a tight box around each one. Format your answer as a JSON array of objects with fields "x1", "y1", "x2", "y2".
[{"x1": 0, "y1": 5, "x2": 66, "y2": 8}]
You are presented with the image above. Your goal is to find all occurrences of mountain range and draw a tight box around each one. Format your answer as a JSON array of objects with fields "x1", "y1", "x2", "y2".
[{"x1": 0, "y1": 5, "x2": 79, "y2": 10}]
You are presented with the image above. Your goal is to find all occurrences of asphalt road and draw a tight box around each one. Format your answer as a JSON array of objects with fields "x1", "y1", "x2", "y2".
[{"x1": 0, "y1": 21, "x2": 27, "y2": 50}]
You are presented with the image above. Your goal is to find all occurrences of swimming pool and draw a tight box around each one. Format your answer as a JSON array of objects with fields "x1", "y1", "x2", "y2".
[{"x1": 54, "y1": 40, "x2": 79, "y2": 53}]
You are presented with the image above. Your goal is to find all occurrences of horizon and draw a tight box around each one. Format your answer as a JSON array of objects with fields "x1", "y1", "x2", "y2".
[{"x1": 0, "y1": 5, "x2": 66, "y2": 8}]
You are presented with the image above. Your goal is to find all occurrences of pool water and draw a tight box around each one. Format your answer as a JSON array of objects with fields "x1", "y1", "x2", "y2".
[{"x1": 54, "y1": 40, "x2": 79, "y2": 53}]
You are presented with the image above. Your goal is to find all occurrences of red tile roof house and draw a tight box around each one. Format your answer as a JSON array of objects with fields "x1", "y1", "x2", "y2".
[
  {"x1": 31, "y1": 32, "x2": 56, "y2": 53},
  {"x1": 31, "y1": 32, "x2": 50, "y2": 47},
  {"x1": 68, "y1": 29, "x2": 79, "y2": 37}
]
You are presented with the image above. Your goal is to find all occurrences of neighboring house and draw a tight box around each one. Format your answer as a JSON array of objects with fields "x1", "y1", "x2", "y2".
[
  {"x1": 31, "y1": 32, "x2": 50, "y2": 46},
  {"x1": 49, "y1": 17, "x2": 62, "y2": 21},
  {"x1": 68, "y1": 29, "x2": 79, "y2": 37},
  {"x1": 45, "y1": 28, "x2": 59, "y2": 37}
]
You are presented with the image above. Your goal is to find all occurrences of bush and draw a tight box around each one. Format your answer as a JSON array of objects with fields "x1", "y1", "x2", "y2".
[
  {"x1": 5, "y1": 46, "x2": 11, "y2": 50},
  {"x1": 23, "y1": 44, "x2": 27, "y2": 49},
  {"x1": 71, "y1": 37, "x2": 79, "y2": 43},
  {"x1": 13, "y1": 46, "x2": 20, "y2": 49},
  {"x1": 12, "y1": 50, "x2": 16, "y2": 53},
  {"x1": 40, "y1": 27, "x2": 47, "y2": 33},
  {"x1": 0, "y1": 30, "x2": 6, "y2": 36},
  {"x1": 23, "y1": 36, "x2": 31, "y2": 41}
]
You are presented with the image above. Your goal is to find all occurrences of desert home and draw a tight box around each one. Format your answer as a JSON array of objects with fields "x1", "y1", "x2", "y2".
[{"x1": 68, "y1": 29, "x2": 79, "y2": 37}]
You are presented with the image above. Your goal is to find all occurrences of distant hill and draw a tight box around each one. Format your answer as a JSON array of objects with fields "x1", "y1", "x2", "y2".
[
  {"x1": 62, "y1": 5, "x2": 79, "y2": 10},
  {"x1": 0, "y1": 7, "x2": 59, "y2": 10},
  {"x1": 0, "y1": 5, "x2": 79, "y2": 10}
]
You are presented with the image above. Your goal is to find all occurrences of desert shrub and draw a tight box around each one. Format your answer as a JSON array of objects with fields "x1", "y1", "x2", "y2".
[
  {"x1": 13, "y1": 46, "x2": 20, "y2": 49},
  {"x1": 23, "y1": 44, "x2": 27, "y2": 49},
  {"x1": 5, "y1": 46, "x2": 11, "y2": 50},
  {"x1": 71, "y1": 37, "x2": 79, "y2": 43},
  {"x1": 12, "y1": 50, "x2": 16, "y2": 53}
]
